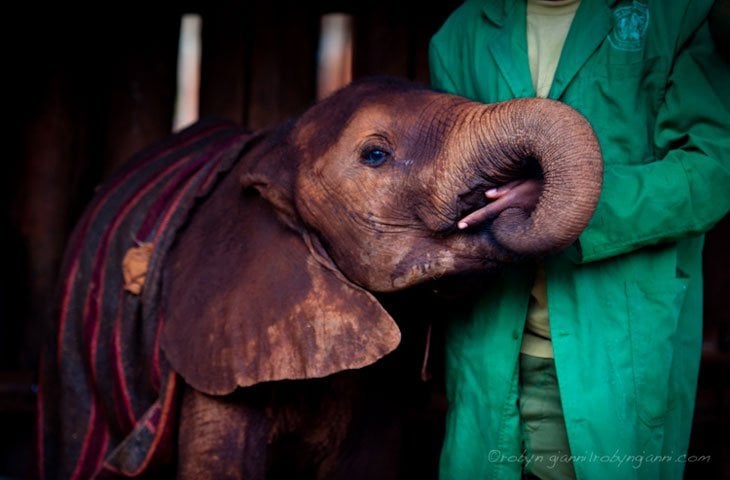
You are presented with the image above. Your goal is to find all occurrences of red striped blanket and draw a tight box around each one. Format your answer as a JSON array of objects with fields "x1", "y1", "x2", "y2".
[{"x1": 38, "y1": 120, "x2": 254, "y2": 479}]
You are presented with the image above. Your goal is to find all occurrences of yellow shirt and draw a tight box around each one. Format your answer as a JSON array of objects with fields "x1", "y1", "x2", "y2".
[
  {"x1": 527, "y1": 0, "x2": 581, "y2": 97},
  {"x1": 521, "y1": 0, "x2": 580, "y2": 358}
]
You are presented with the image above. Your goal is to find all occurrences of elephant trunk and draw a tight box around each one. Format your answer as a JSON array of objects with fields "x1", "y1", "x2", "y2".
[{"x1": 467, "y1": 98, "x2": 603, "y2": 256}]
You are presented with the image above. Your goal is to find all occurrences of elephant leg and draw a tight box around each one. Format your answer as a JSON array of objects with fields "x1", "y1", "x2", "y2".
[
  {"x1": 177, "y1": 386, "x2": 271, "y2": 480},
  {"x1": 177, "y1": 375, "x2": 388, "y2": 479}
]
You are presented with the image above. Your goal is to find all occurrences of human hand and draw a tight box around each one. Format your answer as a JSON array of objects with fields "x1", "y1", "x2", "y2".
[{"x1": 457, "y1": 179, "x2": 543, "y2": 230}]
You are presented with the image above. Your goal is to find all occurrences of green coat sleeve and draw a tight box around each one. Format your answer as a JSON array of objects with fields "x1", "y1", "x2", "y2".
[{"x1": 577, "y1": 17, "x2": 730, "y2": 263}]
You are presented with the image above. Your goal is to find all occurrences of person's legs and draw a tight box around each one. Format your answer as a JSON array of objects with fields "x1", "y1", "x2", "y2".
[{"x1": 519, "y1": 353, "x2": 575, "y2": 479}]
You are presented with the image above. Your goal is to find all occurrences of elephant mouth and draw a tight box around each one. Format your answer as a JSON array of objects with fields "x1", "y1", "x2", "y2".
[
  {"x1": 451, "y1": 157, "x2": 545, "y2": 234},
  {"x1": 456, "y1": 187, "x2": 490, "y2": 220},
  {"x1": 422, "y1": 182, "x2": 493, "y2": 237}
]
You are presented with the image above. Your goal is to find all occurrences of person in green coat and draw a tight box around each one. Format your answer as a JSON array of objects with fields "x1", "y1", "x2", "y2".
[{"x1": 429, "y1": 0, "x2": 730, "y2": 478}]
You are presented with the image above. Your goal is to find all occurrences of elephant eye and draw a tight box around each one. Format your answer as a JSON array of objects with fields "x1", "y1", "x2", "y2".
[{"x1": 360, "y1": 147, "x2": 390, "y2": 167}]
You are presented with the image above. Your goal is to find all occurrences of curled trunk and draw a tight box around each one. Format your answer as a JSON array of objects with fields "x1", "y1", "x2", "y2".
[{"x1": 469, "y1": 98, "x2": 603, "y2": 256}]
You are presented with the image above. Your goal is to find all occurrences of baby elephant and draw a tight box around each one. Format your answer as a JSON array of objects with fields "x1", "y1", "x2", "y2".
[{"x1": 38, "y1": 77, "x2": 602, "y2": 479}]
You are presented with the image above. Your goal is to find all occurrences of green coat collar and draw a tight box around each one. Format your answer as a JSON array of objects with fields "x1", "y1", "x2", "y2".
[
  {"x1": 480, "y1": 0, "x2": 620, "y2": 26},
  {"x1": 551, "y1": 0, "x2": 613, "y2": 98},
  {"x1": 487, "y1": 1, "x2": 533, "y2": 98},
  {"x1": 481, "y1": 0, "x2": 617, "y2": 99}
]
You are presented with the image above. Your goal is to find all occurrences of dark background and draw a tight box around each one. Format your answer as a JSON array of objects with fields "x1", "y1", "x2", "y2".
[{"x1": 2, "y1": 1, "x2": 728, "y2": 478}]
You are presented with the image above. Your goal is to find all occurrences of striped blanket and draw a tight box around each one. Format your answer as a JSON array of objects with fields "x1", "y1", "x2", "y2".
[{"x1": 38, "y1": 120, "x2": 254, "y2": 479}]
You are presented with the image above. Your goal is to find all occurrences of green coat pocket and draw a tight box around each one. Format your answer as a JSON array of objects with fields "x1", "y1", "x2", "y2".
[{"x1": 626, "y1": 276, "x2": 689, "y2": 426}]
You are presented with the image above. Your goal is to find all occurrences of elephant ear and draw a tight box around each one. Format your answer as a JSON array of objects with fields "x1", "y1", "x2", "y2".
[{"x1": 161, "y1": 162, "x2": 401, "y2": 396}]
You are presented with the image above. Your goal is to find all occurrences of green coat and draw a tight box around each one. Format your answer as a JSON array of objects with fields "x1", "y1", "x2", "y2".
[{"x1": 429, "y1": 0, "x2": 730, "y2": 478}]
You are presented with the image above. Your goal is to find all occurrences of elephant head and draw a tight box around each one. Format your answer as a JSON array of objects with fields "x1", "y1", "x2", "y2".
[
  {"x1": 162, "y1": 77, "x2": 602, "y2": 396},
  {"x1": 293, "y1": 78, "x2": 603, "y2": 290}
]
